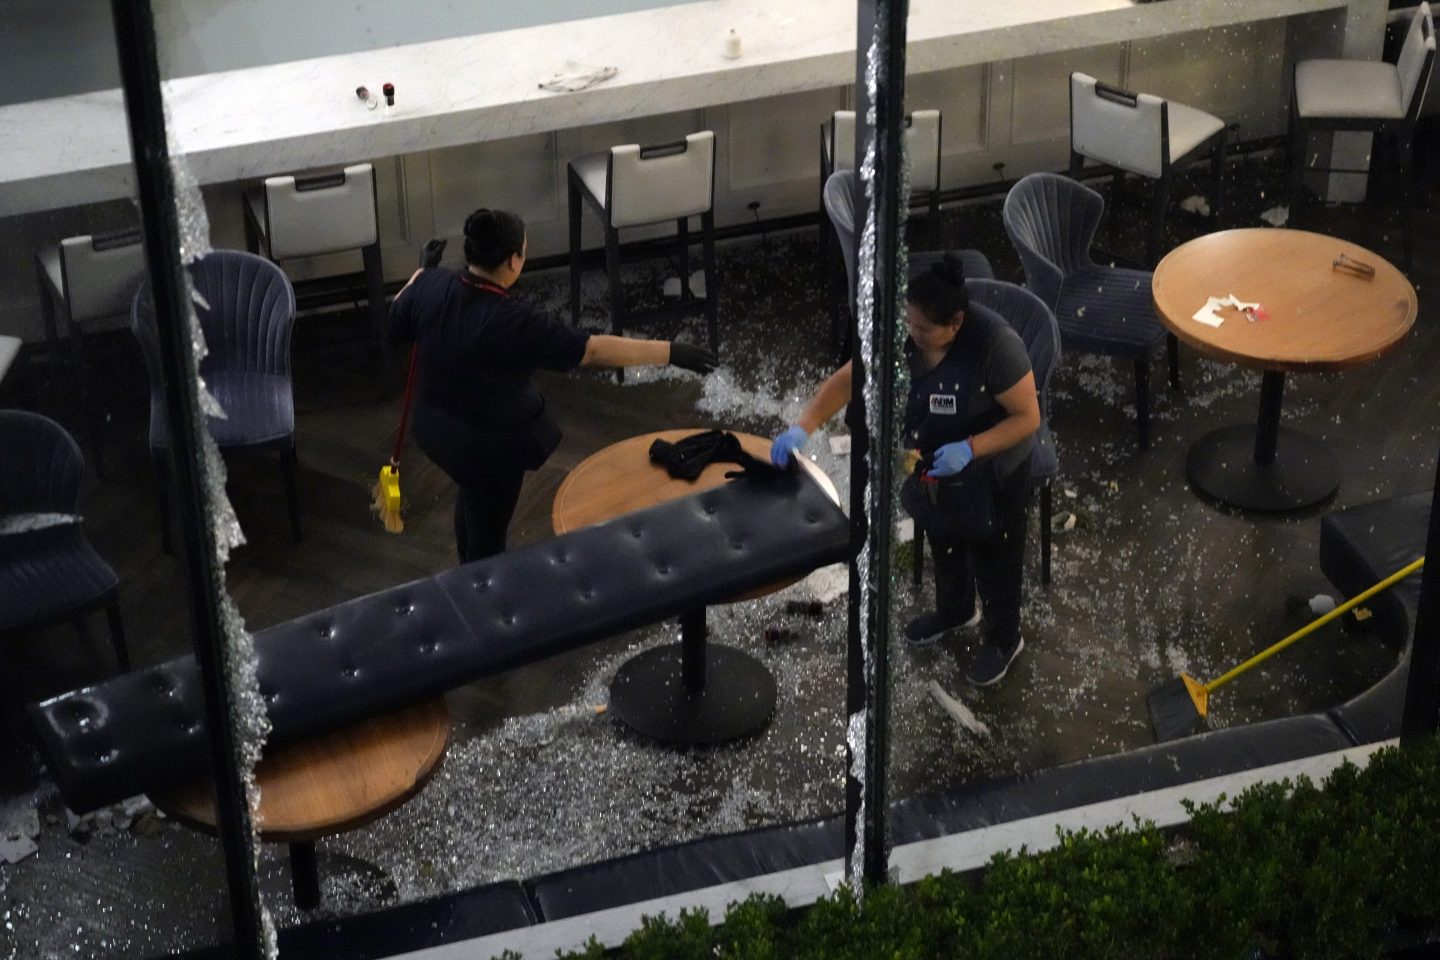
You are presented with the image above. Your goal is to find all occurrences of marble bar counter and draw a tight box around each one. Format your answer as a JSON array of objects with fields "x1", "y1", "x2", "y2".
[{"x1": 0, "y1": 0, "x2": 1370, "y2": 219}]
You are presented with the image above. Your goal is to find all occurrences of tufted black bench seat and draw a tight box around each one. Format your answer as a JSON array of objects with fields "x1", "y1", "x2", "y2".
[
  {"x1": 525, "y1": 712, "x2": 1352, "y2": 919},
  {"x1": 1320, "y1": 490, "x2": 1430, "y2": 744},
  {"x1": 29, "y1": 470, "x2": 849, "y2": 814},
  {"x1": 176, "y1": 880, "x2": 537, "y2": 959}
]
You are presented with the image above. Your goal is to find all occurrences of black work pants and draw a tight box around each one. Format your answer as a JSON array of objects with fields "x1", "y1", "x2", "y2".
[
  {"x1": 454, "y1": 470, "x2": 525, "y2": 564},
  {"x1": 928, "y1": 460, "x2": 1030, "y2": 653}
]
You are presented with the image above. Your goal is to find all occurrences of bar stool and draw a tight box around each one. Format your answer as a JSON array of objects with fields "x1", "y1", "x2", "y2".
[
  {"x1": 567, "y1": 131, "x2": 718, "y2": 352},
  {"x1": 820, "y1": 109, "x2": 942, "y2": 219},
  {"x1": 35, "y1": 228, "x2": 147, "y2": 472},
  {"x1": 819, "y1": 110, "x2": 945, "y2": 343},
  {"x1": 819, "y1": 109, "x2": 943, "y2": 269},
  {"x1": 243, "y1": 163, "x2": 385, "y2": 338},
  {"x1": 1286, "y1": 2, "x2": 1435, "y2": 272},
  {"x1": 1068, "y1": 73, "x2": 1227, "y2": 271}
]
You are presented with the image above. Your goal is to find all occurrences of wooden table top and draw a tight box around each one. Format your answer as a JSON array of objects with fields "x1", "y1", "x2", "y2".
[
  {"x1": 153, "y1": 698, "x2": 450, "y2": 844},
  {"x1": 1151, "y1": 229, "x2": 1417, "y2": 373},
  {"x1": 552, "y1": 429, "x2": 841, "y2": 602}
]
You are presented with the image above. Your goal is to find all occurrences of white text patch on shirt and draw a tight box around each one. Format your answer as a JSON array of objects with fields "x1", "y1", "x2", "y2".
[{"x1": 928, "y1": 394, "x2": 957, "y2": 415}]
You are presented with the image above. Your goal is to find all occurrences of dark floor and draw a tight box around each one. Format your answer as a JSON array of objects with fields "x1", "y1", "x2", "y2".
[{"x1": 2, "y1": 148, "x2": 1438, "y2": 958}]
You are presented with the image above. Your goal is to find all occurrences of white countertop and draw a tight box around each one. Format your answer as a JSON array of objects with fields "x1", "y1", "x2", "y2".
[{"x1": 0, "y1": 0, "x2": 1353, "y2": 218}]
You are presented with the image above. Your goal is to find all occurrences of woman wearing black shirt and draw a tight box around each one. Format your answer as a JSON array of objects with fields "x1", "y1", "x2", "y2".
[
  {"x1": 772, "y1": 257, "x2": 1039, "y2": 686},
  {"x1": 391, "y1": 208, "x2": 717, "y2": 563}
]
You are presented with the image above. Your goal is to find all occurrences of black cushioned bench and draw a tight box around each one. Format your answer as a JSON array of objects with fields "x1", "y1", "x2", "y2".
[
  {"x1": 1320, "y1": 490, "x2": 1429, "y2": 744},
  {"x1": 30, "y1": 470, "x2": 849, "y2": 814},
  {"x1": 177, "y1": 880, "x2": 536, "y2": 960}
]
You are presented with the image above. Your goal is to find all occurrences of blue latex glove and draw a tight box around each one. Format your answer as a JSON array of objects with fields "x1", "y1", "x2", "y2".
[
  {"x1": 926, "y1": 439, "x2": 974, "y2": 478},
  {"x1": 771, "y1": 425, "x2": 810, "y2": 467}
]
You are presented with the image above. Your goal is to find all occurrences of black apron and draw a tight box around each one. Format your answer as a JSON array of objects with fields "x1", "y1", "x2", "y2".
[{"x1": 900, "y1": 307, "x2": 1008, "y2": 543}]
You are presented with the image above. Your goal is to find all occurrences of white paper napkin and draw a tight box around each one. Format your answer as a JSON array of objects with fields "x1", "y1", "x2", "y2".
[
  {"x1": 1191, "y1": 296, "x2": 1227, "y2": 327},
  {"x1": 538, "y1": 62, "x2": 619, "y2": 93}
]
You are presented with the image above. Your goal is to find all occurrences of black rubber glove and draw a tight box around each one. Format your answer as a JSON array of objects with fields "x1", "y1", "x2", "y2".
[
  {"x1": 419, "y1": 238, "x2": 447, "y2": 269},
  {"x1": 669, "y1": 341, "x2": 719, "y2": 374}
]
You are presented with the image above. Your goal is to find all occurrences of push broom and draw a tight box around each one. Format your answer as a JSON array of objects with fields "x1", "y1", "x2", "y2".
[
  {"x1": 1146, "y1": 556, "x2": 1425, "y2": 743},
  {"x1": 371, "y1": 346, "x2": 419, "y2": 533}
]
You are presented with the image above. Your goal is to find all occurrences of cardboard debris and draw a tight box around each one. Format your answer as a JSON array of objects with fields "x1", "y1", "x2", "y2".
[
  {"x1": 120, "y1": 796, "x2": 153, "y2": 818},
  {"x1": 65, "y1": 809, "x2": 92, "y2": 835},
  {"x1": 0, "y1": 835, "x2": 38, "y2": 865},
  {"x1": 928, "y1": 681, "x2": 991, "y2": 738},
  {"x1": 1259, "y1": 205, "x2": 1289, "y2": 227},
  {"x1": 1179, "y1": 194, "x2": 1211, "y2": 217},
  {"x1": 802, "y1": 563, "x2": 848, "y2": 604},
  {"x1": 661, "y1": 271, "x2": 706, "y2": 298},
  {"x1": 829, "y1": 434, "x2": 852, "y2": 456}
]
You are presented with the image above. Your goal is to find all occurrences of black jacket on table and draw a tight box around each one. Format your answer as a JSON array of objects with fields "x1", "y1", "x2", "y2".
[{"x1": 389, "y1": 268, "x2": 590, "y2": 481}]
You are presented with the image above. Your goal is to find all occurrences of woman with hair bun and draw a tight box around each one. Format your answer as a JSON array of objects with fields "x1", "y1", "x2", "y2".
[
  {"x1": 391, "y1": 208, "x2": 718, "y2": 563},
  {"x1": 770, "y1": 254, "x2": 1039, "y2": 686}
]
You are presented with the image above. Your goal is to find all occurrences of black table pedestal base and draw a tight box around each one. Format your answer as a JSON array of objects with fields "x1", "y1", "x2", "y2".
[
  {"x1": 610, "y1": 644, "x2": 777, "y2": 745},
  {"x1": 1186, "y1": 423, "x2": 1339, "y2": 512},
  {"x1": 277, "y1": 844, "x2": 397, "y2": 911}
]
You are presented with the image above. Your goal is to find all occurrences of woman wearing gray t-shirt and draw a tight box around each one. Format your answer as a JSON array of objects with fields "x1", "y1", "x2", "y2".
[{"x1": 772, "y1": 255, "x2": 1039, "y2": 687}]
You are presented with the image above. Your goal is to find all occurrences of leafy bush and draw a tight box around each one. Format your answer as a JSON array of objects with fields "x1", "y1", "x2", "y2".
[{"x1": 518, "y1": 738, "x2": 1440, "y2": 960}]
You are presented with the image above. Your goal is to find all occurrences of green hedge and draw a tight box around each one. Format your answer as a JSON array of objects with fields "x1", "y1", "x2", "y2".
[{"x1": 503, "y1": 738, "x2": 1440, "y2": 960}]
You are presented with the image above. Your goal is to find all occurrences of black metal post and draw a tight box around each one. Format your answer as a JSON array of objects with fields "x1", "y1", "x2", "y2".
[
  {"x1": 289, "y1": 841, "x2": 322, "y2": 911},
  {"x1": 844, "y1": 0, "x2": 908, "y2": 890},
  {"x1": 108, "y1": 3, "x2": 268, "y2": 957},
  {"x1": 1399, "y1": 453, "x2": 1440, "y2": 745},
  {"x1": 681, "y1": 607, "x2": 707, "y2": 693},
  {"x1": 1254, "y1": 371, "x2": 1286, "y2": 466}
]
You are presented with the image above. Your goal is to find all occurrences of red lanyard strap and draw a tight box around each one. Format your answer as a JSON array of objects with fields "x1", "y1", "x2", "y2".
[
  {"x1": 391, "y1": 346, "x2": 419, "y2": 466},
  {"x1": 458, "y1": 272, "x2": 510, "y2": 297}
]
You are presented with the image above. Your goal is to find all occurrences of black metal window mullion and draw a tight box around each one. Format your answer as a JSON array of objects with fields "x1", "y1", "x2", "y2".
[
  {"x1": 845, "y1": 0, "x2": 909, "y2": 889},
  {"x1": 1400, "y1": 458, "x2": 1440, "y2": 744},
  {"x1": 108, "y1": 2, "x2": 267, "y2": 957}
]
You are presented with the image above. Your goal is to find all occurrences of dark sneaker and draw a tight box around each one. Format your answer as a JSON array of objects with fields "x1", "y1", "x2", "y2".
[
  {"x1": 904, "y1": 603, "x2": 982, "y2": 647},
  {"x1": 965, "y1": 638, "x2": 1025, "y2": 687}
]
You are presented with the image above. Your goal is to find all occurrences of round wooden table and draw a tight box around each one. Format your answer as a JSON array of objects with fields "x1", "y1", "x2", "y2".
[
  {"x1": 1153, "y1": 229, "x2": 1416, "y2": 511},
  {"x1": 554, "y1": 429, "x2": 839, "y2": 746},
  {"x1": 153, "y1": 698, "x2": 450, "y2": 910}
]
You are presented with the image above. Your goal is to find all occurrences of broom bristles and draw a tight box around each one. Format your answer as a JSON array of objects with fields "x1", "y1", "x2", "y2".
[{"x1": 371, "y1": 467, "x2": 404, "y2": 534}]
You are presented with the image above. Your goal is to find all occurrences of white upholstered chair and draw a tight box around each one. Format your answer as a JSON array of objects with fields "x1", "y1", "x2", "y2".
[
  {"x1": 1286, "y1": 2, "x2": 1435, "y2": 270},
  {"x1": 820, "y1": 109, "x2": 943, "y2": 215},
  {"x1": 1068, "y1": 72, "x2": 1227, "y2": 269},
  {"x1": 35, "y1": 228, "x2": 147, "y2": 471},
  {"x1": 567, "y1": 131, "x2": 718, "y2": 351},
  {"x1": 243, "y1": 163, "x2": 385, "y2": 337}
]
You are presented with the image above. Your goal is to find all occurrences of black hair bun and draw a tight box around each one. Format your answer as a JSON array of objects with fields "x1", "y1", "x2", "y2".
[
  {"x1": 464, "y1": 209, "x2": 497, "y2": 241},
  {"x1": 929, "y1": 253, "x2": 966, "y2": 287}
]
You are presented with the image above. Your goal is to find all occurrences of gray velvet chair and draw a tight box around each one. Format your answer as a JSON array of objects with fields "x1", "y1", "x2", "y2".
[
  {"x1": 132, "y1": 249, "x2": 300, "y2": 551},
  {"x1": 1003, "y1": 172, "x2": 1171, "y2": 451},
  {"x1": 0, "y1": 410, "x2": 127, "y2": 674},
  {"x1": 823, "y1": 170, "x2": 994, "y2": 361}
]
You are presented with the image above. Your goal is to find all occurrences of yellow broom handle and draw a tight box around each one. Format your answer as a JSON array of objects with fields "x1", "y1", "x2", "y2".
[{"x1": 1204, "y1": 556, "x2": 1426, "y2": 695}]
